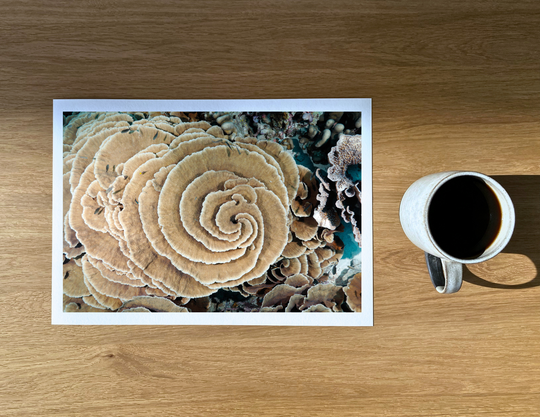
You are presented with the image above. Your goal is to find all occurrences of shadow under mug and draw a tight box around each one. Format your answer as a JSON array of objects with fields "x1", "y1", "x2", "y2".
[{"x1": 399, "y1": 171, "x2": 515, "y2": 294}]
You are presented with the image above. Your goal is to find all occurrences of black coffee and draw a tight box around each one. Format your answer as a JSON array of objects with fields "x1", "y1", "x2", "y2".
[{"x1": 428, "y1": 176, "x2": 502, "y2": 259}]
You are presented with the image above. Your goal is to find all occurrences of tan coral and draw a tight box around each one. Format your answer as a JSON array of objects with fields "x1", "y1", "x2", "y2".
[
  {"x1": 279, "y1": 258, "x2": 302, "y2": 277},
  {"x1": 261, "y1": 284, "x2": 301, "y2": 309},
  {"x1": 303, "y1": 304, "x2": 333, "y2": 312},
  {"x1": 344, "y1": 273, "x2": 362, "y2": 312},
  {"x1": 82, "y1": 294, "x2": 108, "y2": 310},
  {"x1": 82, "y1": 263, "x2": 123, "y2": 311},
  {"x1": 284, "y1": 274, "x2": 312, "y2": 288},
  {"x1": 63, "y1": 295, "x2": 105, "y2": 312},
  {"x1": 290, "y1": 216, "x2": 319, "y2": 241},
  {"x1": 70, "y1": 162, "x2": 132, "y2": 273},
  {"x1": 63, "y1": 112, "x2": 102, "y2": 145},
  {"x1": 63, "y1": 112, "x2": 306, "y2": 312},
  {"x1": 155, "y1": 143, "x2": 289, "y2": 286},
  {"x1": 260, "y1": 305, "x2": 284, "y2": 312},
  {"x1": 235, "y1": 137, "x2": 299, "y2": 205},
  {"x1": 93, "y1": 126, "x2": 176, "y2": 190},
  {"x1": 281, "y1": 239, "x2": 307, "y2": 258},
  {"x1": 63, "y1": 259, "x2": 90, "y2": 298},
  {"x1": 285, "y1": 294, "x2": 305, "y2": 312},
  {"x1": 291, "y1": 165, "x2": 319, "y2": 218},
  {"x1": 122, "y1": 307, "x2": 152, "y2": 312},
  {"x1": 301, "y1": 283, "x2": 345, "y2": 312},
  {"x1": 117, "y1": 296, "x2": 188, "y2": 312}
]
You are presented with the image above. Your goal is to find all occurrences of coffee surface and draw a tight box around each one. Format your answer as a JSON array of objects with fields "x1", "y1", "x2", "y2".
[{"x1": 428, "y1": 176, "x2": 501, "y2": 259}]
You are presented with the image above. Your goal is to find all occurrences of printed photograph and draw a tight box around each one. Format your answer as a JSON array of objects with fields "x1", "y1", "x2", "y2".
[{"x1": 57, "y1": 102, "x2": 370, "y2": 323}]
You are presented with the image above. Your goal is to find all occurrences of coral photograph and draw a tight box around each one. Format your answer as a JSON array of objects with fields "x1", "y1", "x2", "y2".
[{"x1": 59, "y1": 106, "x2": 366, "y2": 318}]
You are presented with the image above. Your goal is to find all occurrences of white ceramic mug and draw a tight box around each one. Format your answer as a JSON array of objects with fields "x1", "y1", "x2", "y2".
[{"x1": 399, "y1": 171, "x2": 515, "y2": 294}]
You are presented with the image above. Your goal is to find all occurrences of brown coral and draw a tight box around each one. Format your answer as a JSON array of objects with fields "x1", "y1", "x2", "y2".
[
  {"x1": 259, "y1": 281, "x2": 346, "y2": 312},
  {"x1": 344, "y1": 273, "x2": 362, "y2": 312}
]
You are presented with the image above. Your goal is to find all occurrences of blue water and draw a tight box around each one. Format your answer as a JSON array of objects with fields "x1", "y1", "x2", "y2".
[
  {"x1": 340, "y1": 162, "x2": 362, "y2": 260},
  {"x1": 291, "y1": 138, "x2": 317, "y2": 172},
  {"x1": 336, "y1": 222, "x2": 362, "y2": 260},
  {"x1": 347, "y1": 164, "x2": 362, "y2": 182}
]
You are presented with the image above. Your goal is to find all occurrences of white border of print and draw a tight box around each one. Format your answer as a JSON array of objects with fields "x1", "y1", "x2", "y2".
[{"x1": 52, "y1": 99, "x2": 373, "y2": 326}]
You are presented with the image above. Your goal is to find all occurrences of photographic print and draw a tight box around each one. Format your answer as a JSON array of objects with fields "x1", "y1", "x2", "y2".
[{"x1": 53, "y1": 99, "x2": 372, "y2": 325}]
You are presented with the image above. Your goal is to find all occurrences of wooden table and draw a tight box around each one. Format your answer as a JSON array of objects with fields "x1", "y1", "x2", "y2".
[{"x1": 1, "y1": 1, "x2": 539, "y2": 415}]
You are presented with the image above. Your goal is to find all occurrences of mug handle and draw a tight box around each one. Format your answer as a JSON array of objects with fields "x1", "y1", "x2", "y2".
[{"x1": 424, "y1": 253, "x2": 463, "y2": 294}]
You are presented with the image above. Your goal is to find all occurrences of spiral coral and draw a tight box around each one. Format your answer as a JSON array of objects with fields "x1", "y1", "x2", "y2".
[{"x1": 64, "y1": 112, "x2": 303, "y2": 311}]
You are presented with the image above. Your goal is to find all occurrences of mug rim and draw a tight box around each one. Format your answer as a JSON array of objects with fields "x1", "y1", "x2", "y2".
[{"x1": 424, "y1": 171, "x2": 515, "y2": 264}]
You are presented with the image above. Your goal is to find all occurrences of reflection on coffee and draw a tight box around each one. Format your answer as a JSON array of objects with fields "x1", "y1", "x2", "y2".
[{"x1": 428, "y1": 176, "x2": 502, "y2": 259}]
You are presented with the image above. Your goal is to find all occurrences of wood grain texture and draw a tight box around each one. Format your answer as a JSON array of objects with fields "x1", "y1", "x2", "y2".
[{"x1": 1, "y1": 1, "x2": 539, "y2": 415}]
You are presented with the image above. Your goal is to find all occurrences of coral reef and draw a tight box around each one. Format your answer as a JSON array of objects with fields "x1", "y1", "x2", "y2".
[{"x1": 62, "y1": 111, "x2": 362, "y2": 313}]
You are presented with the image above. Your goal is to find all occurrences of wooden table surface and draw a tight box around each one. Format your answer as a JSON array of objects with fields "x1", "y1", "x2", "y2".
[{"x1": 1, "y1": 1, "x2": 539, "y2": 416}]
